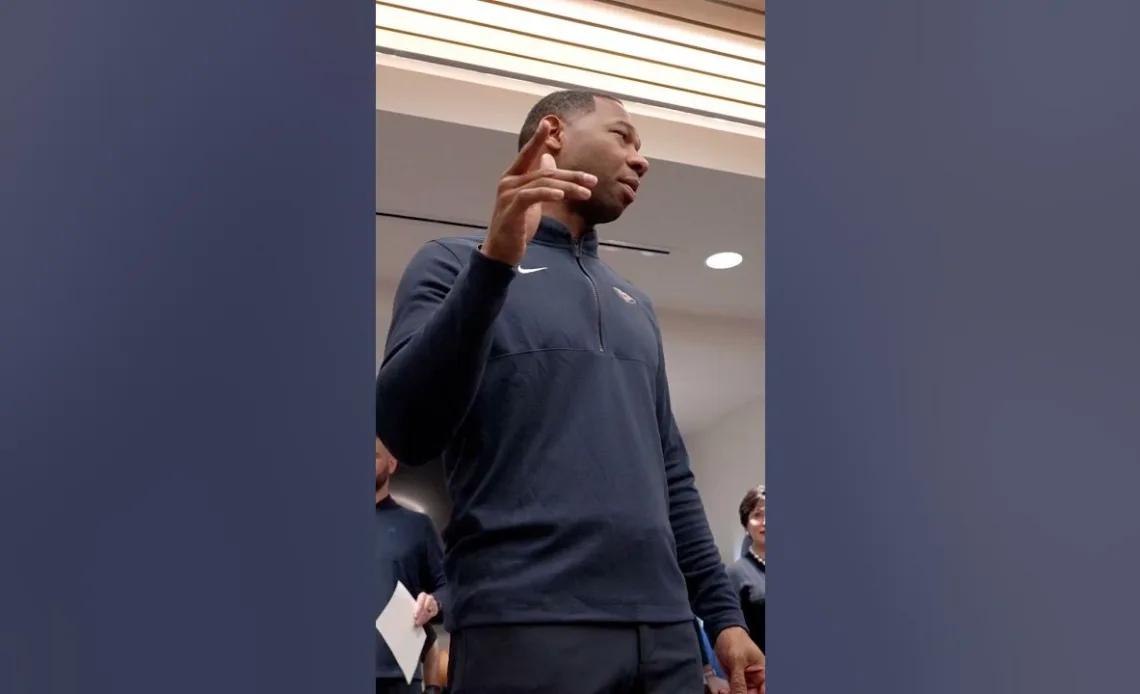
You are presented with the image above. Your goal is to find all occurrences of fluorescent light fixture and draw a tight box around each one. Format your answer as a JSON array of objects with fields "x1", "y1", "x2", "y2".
[
  {"x1": 489, "y1": 0, "x2": 765, "y2": 62},
  {"x1": 705, "y1": 252, "x2": 744, "y2": 269},
  {"x1": 376, "y1": 0, "x2": 764, "y2": 125},
  {"x1": 614, "y1": 0, "x2": 766, "y2": 42}
]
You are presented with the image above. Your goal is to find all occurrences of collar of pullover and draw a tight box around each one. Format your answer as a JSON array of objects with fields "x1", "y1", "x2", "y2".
[{"x1": 532, "y1": 216, "x2": 599, "y2": 258}]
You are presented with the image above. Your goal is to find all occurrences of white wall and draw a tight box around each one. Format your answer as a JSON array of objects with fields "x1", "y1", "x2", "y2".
[{"x1": 687, "y1": 398, "x2": 765, "y2": 562}]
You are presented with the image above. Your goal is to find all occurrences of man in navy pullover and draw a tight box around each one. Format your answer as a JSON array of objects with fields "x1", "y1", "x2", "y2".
[{"x1": 376, "y1": 90, "x2": 764, "y2": 694}]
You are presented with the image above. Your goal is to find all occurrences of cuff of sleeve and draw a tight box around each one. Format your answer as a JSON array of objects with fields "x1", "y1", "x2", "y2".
[
  {"x1": 431, "y1": 587, "x2": 449, "y2": 623},
  {"x1": 447, "y1": 248, "x2": 516, "y2": 329},
  {"x1": 468, "y1": 247, "x2": 519, "y2": 287},
  {"x1": 703, "y1": 615, "x2": 749, "y2": 645}
]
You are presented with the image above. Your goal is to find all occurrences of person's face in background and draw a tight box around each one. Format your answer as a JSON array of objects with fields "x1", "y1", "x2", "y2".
[
  {"x1": 375, "y1": 437, "x2": 397, "y2": 492},
  {"x1": 550, "y1": 97, "x2": 650, "y2": 226},
  {"x1": 747, "y1": 496, "x2": 765, "y2": 554}
]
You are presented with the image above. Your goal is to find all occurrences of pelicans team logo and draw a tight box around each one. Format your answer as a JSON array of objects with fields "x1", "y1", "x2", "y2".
[{"x1": 613, "y1": 287, "x2": 637, "y2": 305}]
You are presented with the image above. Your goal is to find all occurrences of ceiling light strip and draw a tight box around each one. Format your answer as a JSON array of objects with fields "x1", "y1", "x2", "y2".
[
  {"x1": 376, "y1": 51, "x2": 767, "y2": 134},
  {"x1": 377, "y1": 28, "x2": 765, "y2": 124},
  {"x1": 601, "y1": 0, "x2": 765, "y2": 40},
  {"x1": 486, "y1": 0, "x2": 765, "y2": 63},
  {"x1": 378, "y1": 0, "x2": 764, "y2": 84},
  {"x1": 375, "y1": 8, "x2": 764, "y2": 107}
]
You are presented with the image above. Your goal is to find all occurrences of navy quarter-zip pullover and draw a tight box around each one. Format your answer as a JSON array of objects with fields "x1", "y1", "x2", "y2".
[{"x1": 376, "y1": 217, "x2": 746, "y2": 641}]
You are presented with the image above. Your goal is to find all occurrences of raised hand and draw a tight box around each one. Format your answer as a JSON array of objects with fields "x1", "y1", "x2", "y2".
[{"x1": 481, "y1": 119, "x2": 597, "y2": 267}]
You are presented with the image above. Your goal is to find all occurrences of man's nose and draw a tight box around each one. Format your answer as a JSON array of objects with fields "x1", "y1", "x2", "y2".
[{"x1": 629, "y1": 152, "x2": 649, "y2": 177}]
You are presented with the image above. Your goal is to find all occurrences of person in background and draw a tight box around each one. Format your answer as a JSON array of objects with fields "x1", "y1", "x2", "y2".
[
  {"x1": 375, "y1": 89, "x2": 763, "y2": 694},
  {"x1": 728, "y1": 486, "x2": 765, "y2": 653},
  {"x1": 376, "y1": 437, "x2": 449, "y2": 694}
]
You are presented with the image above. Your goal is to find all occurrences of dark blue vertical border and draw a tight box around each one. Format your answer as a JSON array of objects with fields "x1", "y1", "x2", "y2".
[
  {"x1": 0, "y1": 2, "x2": 375, "y2": 693},
  {"x1": 770, "y1": 1, "x2": 1140, "y2": 691}
]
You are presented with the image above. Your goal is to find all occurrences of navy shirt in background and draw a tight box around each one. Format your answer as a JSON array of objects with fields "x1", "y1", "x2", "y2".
[
  {"x1": 376, "y1": 496, "x2": 448, "y2": 681},
  {"x1": 375, "y1": 218, "x2": 746, "y2": 642},
  {"x1": 726, "y1": 553, "x2": 765, "y2": 653}
]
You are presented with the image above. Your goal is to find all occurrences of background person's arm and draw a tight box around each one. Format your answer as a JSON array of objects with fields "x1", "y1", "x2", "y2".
[
  {"x1": 422, "y1": 641, "x2": 444, "y2": 690},
  {"x1": 376, "y1": 240, "x2": 515, "y2": 465},
  {"x1": 420, "y1": 517, "x2": 449, "y2": 623}
]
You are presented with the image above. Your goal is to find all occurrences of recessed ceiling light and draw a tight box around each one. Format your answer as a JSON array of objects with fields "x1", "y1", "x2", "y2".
[{"x1": 705, "y1": 251, "x2": 743, "y2": 270}]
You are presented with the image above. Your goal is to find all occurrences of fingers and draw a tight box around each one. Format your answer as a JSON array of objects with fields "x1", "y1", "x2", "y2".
[
  {"x1": 500, "y1": 166, "x2": 596, "y2": 198},
  {"x1": 744, "y1": 664, "x2": 765, "y2": 694},
  {"x1": 508, "y1": 187, "x2": 567, "y2": 208},
  {"x1": 498, "y1": 167, "x2": 595, "y2": 213},
  {"x1": 497, "y1": 167, "x2": 596, "y2": 219},
  {"x1": 412, "y1": 593, "x2": 435, "y2": 626},
  {"x1": 516, "y1": 177, "x2": 593, "y2": 202},
  {"x1": 499, "y1": 146, "x2": 598, "y2": 225},
  {"x1": 505, "y1": 120, "x2": 552, "y2": 176}
]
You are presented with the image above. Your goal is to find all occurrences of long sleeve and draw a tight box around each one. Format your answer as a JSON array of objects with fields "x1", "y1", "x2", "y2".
[
  {"x1": 376, "y1": 242, "x2": 515, "y2": 465},
  {"x1": 420, "y1": 518, "x2": 449, "y2": 623},
  {"x1": 653, "y1": 322, "x2": 747, "y2": 643}
]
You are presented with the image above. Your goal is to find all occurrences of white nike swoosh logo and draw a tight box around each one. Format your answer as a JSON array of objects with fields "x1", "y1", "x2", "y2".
[{"x1": 517, "y1": 267, "x2": 547, "y2": 274}]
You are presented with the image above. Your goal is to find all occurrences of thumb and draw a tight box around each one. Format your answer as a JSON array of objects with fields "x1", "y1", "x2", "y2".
[
  {"x1": 539, "y1": 152, "x2": 557, "y2": 170},
  {"x1": 728, "y1": 665, "x2": 748, "y2": 694}
]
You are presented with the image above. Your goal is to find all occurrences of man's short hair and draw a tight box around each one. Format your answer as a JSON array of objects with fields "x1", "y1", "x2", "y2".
[
  {"x1": 517, "y1": 89, "x2": 623, "y2": 150},
  {"x1": 738, "y1": 485, "x2": 765, "y2": 528}
]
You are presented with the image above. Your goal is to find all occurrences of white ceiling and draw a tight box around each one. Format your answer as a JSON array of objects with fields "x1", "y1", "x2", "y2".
[{"x1": 376, "y1": 111, "x2": 765, "y2": 434}]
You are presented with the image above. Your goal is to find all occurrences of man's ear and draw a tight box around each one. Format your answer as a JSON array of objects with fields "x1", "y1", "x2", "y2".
[{"x1": 542, "y1": 115, "x2": 565, "y2": 155}]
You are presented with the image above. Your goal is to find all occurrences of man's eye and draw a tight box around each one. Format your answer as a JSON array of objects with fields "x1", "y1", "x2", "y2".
[{"x1": 613, "y1": 130, "x2": 628, "y2": 142}]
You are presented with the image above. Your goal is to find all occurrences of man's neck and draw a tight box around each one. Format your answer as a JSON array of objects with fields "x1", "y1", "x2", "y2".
[
  {"x1": 541, "y1": 203, "x2": 589, "y2": 238},
  {"x1": 375, "y1": 485, "x2": 390, "y2": 504}
]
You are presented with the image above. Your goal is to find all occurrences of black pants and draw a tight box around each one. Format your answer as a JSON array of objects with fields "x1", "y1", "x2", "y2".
[
  {"x1": 448, "y1": 622, "x2": 704, "y2": 694},
  {"x1": 375, "y1": 678, "x2": 421, "y2": 694}
]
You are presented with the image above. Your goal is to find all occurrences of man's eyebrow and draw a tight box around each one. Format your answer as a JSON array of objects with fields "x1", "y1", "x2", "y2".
[{"x1": 612, "y1": 119, "x2": 642, "y2": 149}]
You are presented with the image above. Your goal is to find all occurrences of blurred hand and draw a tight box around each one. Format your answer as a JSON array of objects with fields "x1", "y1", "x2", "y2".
[
  {"x1": 413, "y1": 592, "x2": 438, "y2": 627},
  {"x1": 714, "y1": 626, "x2": 765, "y2": 694},
  {"x1": 705, "y1": 672, "x2": 731, "y2": 694},
  {"x1": 481, "y1": 119, "x2": 596, "y2": 267}
]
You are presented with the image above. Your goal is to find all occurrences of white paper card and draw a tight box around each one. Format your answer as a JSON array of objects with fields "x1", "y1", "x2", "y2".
[{"x1": 375, "y1": 581, "x2": 427, "y2": 684}]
